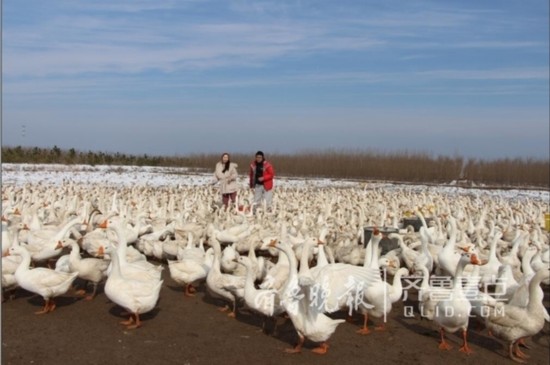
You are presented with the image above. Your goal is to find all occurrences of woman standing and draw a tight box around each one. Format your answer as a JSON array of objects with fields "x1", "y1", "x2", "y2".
[{"x1": 213, "y1": 153, "x2": 239, "y2": 208}]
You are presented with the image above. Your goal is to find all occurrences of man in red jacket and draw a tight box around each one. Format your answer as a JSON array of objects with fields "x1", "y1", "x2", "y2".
[{"x1": 249, "y1": 151, "x2": 274, "y2": 212}]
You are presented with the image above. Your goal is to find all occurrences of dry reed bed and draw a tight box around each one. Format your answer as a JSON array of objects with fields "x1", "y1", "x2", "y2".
[{"x1": 2, "y1": 146, "x2": 548, "y2": 188}]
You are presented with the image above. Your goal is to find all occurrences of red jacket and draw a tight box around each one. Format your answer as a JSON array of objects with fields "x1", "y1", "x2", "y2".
[{"x1": 249, "y1": 160, "x2": 274, "y2": 191}]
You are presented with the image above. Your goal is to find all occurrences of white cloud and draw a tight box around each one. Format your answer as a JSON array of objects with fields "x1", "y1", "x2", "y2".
[
  {"x1": 3, "y1": 0, "x2": 548, "y2": 159},
  {"x1": 415, "y1": 68, "x2": 549, "y2": 81}
]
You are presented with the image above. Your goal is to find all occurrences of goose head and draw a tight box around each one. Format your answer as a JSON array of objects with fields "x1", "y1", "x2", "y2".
[{"x1": 459, "y1": 252, "x2": 482, "y2": 266}]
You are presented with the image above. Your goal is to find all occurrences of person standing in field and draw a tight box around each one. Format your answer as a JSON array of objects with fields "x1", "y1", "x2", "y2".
[
  {"x1": 249, "y1": 151, "x2": 274, "y2": 212},
  {"x1": 213, "y1": 153, "x2": 239, "y2": 209}
]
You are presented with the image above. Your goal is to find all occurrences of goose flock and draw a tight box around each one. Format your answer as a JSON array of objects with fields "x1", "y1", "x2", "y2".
[{"x1": 1, "y1": 166, "x2": 549, "y2": 362}]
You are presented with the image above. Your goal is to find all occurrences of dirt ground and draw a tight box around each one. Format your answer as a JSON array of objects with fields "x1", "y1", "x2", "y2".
[{"x1": 2, "y1": 266, "x2": 549, "y2": 365}]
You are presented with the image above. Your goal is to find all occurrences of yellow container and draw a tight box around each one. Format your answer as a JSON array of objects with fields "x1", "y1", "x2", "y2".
[{"x1": 546, "y1": 213, "x2": 550, "y2": 232}]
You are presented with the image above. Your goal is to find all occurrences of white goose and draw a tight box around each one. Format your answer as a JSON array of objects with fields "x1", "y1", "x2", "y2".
[
  {"x1": 387, "y1": 267, "x2": 410, "y2": 306},
  {"x1": 494, "y1": 264, "x2": 520, "y2": 302},
  {"x1": 507, "y1": 246, "x2": 549, "y2": 322},
  {"x1": 1, "y1": 261, "x2": 19, "y2": 301},
  {"x1": 392, "y1": 232, "x2": 418, "y2": 271},
  {"x1": 359, "y1": 230, "x2": 394, "y2": 334},
  {"x1": 483, "y1": 268, "x2": 550, "y2": 363},
  {"x1": 24, "y1": 216, "x2": 84, "y2": 264},
  {"x1": 103, "y1": 245, "x2": 163, "y2": 329},
  {"x1": 54, "y1": 254, "x2": 71, "y2": 273},
  {"x1": 221, "y1": 243, "x2": 241, "y2": 274},
  {"x1": 237, "y1": 255, "x2": 282, "y2": 316},
  {"x1": 246, "y1": 240, "x2": 268, "y2": 282},
  {"x1": 413, "y1": 226, "x2": 434, "y2": 273},
  {"x1": 205, "y1": 236, "x2": 246, "y2": 317},
  {"x1": 259, "y1": 240, "x2": 290, "y2": 292},
  {"x1": 101, "y1": 218, "x2": 163, "y2": 280},
  {"x1": 333, "y1": 238, "x2": 364, "y2": 266},
  {"x1": 167, "y1": 247, "x2": 214, "y2": 297},
  {"x1": 315, "y1": 241, "x2": 331, "y2": 268},
  {"x1": 2, "y1": 234, "x2": 22, "y2": 301},
  {"x1": 8, "y1": 245, "x2": 78, "y2": 314},
  {"x1": 236, "y1": 256, "x2": 283, "y2": 333},
  {"x1": 1, "y1": 216, "x2": 14, "y2": 256},
  {"x1": 498, "y1": 231, "x2": 526, "y2": 273},
  {"x1": 297, "y1": 237, "x2": 379, "y2": 322},
  {"x1": 56, "y1": 238, "x2": 109, "y2": 300},
  {"x1": 416, "y1": 265, "x2": 450, "y2": 321},
  {"x1": 176, "y1": 234, "x2": 205, "y2": 261},
  {"x1": 478, "y1": 232, "x2": 503, "y2": 287},
  {"x1": 269, "y1": 239, "x2": 345, "y2": 354},
  {"x1": 436, "y1": 216, "x2": 465, "y2": 277},
  {"x1": 530, "y1": 248, "x2": 550, "y2": 285},
  {"x1": 463, "y1": 264, "x2": 499, "y2": 323},
  {"x1": 433, "y1": 252, "x2": 481, "y2": 354}
]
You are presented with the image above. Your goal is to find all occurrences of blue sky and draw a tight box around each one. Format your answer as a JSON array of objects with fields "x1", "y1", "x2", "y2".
[{"x1": 2, "y1": 0, "x2": 549, "y2": 159}]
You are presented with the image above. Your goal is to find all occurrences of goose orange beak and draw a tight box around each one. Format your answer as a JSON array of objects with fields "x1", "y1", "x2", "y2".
[
  {"x1": 268, "y1": 239, "x2": 278, "y2": 248},
  {"x1": 55, "y1": 240, "x2": 63, "y2": 250},
  {"x1": 470, "y1": 254, "x2": 481, "y2": 265},
  {"x1": 98, "y1": 220, "x2": 108, "y2": 229},
  {"x1": 97, "y1": 246, "x2": 105, "y2": 258}
]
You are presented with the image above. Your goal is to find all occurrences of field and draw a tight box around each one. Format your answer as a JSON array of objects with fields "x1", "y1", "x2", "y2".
[
  {"x1": 2, "y1": 270, "x2": 549, "y2": 365},
  {"x1": 2, "y1": 164, "x2": 549, "y2": 365}
]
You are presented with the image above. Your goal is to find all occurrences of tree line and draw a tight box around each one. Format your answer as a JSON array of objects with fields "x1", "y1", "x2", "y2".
[{"x1": 1, "y1": 145, "x2": 548, "y2": 188}]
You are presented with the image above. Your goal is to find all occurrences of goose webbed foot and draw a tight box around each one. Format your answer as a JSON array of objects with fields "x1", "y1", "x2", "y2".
[
  {"x1": 508, "y1": 342, "x2": 526, "y2": 363},
  {"x1": 311, "y1": 342, "x2": 329, "y2": 355},
  {"x1": 458, "y1": 329, "x2": 473, "y2": 355},
  {"x1": 374, "y1": 323, "x2": 386, "y2": 331},
  {"x1": 35, "y1": 299, "x2": 51, "y2": 315},
  {"x1": 356, "y1": 313, "x2": 371, "y2": 335},
  {"x1": 438, "y1": 328, "x2": 452, "y2": 351},
  {"x1": 459, "y1": 344, "x2": 473, "y2": 354},
  {"x1": 517, "y1": 338, "x2": 531, "y2": 350},
  {"x1": 85, "y1": 283, "x2": 99, "y2": 301},
  {"x1": 356, "y1": 327, "x2": 371, "y2": 335},
  {"x1": 513, "y1": 340, "x2": 530, "y2": 359},
  {"x1": 184, "y1": 284, "x2": 196, "y2": 297},
  {"x1": 120, "y1": 315, "x2": 134, "y2": 326},
  {"x1": 35, "y1": 298, "x2": 56, "y2": 314},
  {"x1": 227, "y1": 300, "x2": 238, "y2": 318},
  {"x1": 48, "y1": 299, "x2": 57, "y2": 312},
  {"x1": 217, "y1": 305, "x2": 230, "y2": 313},
  {"x1": 284, "y1": 335, "x2": 304, "y2": 354},
  {"x1": 126, "y1": 314, "x2": 142, "y2": 329}
]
